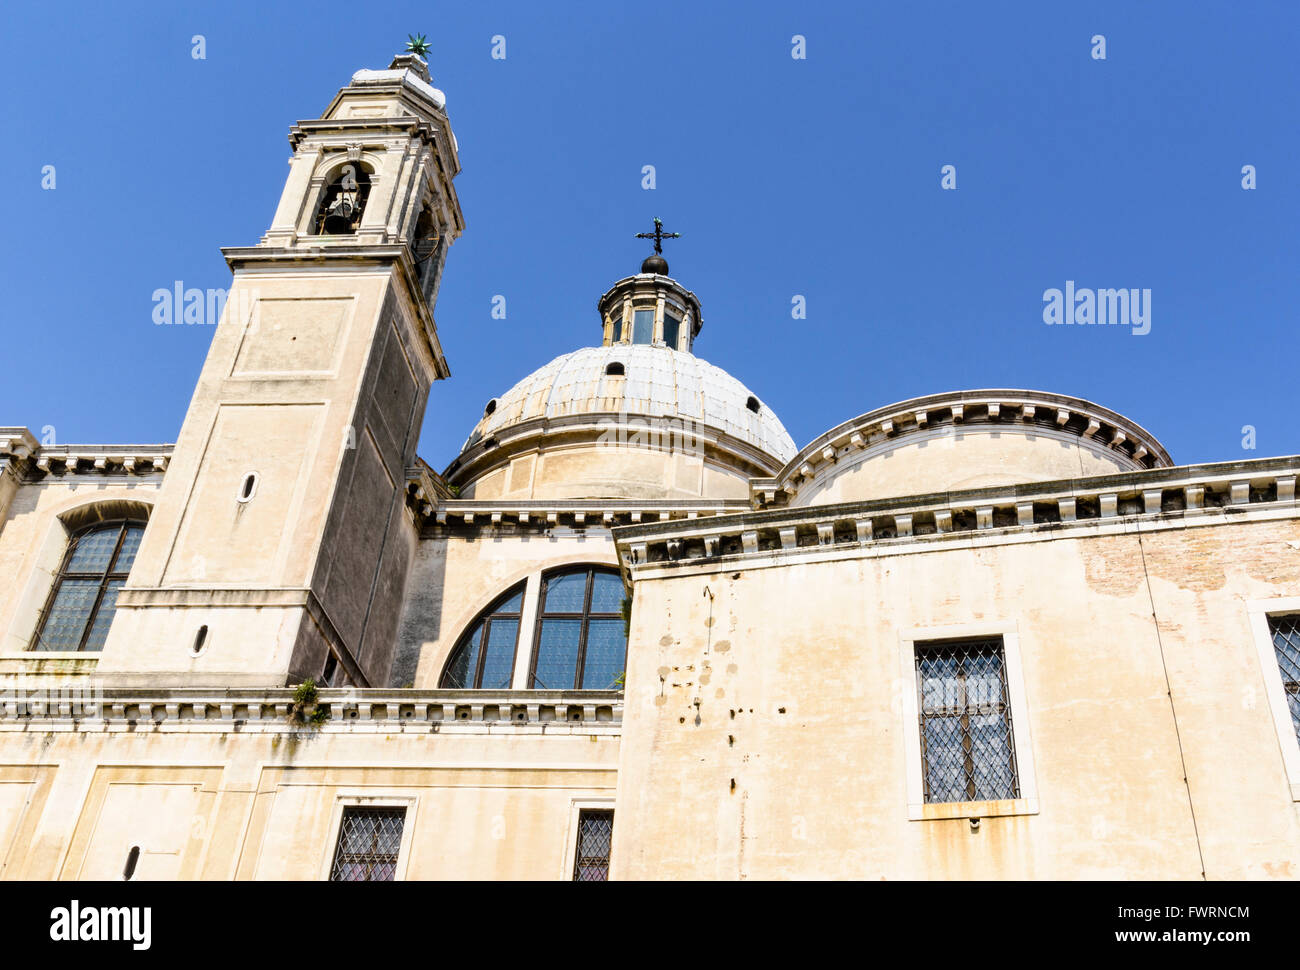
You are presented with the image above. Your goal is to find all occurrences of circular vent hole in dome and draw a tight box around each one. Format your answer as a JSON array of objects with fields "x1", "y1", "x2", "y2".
[
  {"x1": 483, "y1": 398, "x2": 497, "y2": 417},
  {"x1": 605, "y1": 361, "x2": 625, "y2": 376},
  {"x1": 746, "y1": 396, "x2": 761, "y2": 414}
]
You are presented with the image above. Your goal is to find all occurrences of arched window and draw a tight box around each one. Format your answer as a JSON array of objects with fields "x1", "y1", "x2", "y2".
[
  {"x1": 530, "y1": 566, "x2": 626, "y2": 690},
  {"x1": 439, "y1": 584, "x2": 525, "y2": 689},
  {"x1": 32, "y1": 520, "x2": 145, "y2": 652},
  {"x1": 313, "y1": 162, "x2": 372, "y2": 235}
]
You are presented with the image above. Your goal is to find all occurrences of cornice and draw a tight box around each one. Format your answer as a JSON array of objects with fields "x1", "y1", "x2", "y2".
[
  {"x1": 220, "y1": 244, "x2": 450, "y2": 380},
  {"x1": 399, "y1": 474, "x2": 751, "y2": 536},
  {"x1": 0, "y1": 428, "x2": 38, "y2": 459},
  {"x1": 0, "y1": 687, "x2": 622, "y2": 733},
  {"x1": 0, "y1": 432, "x2": 172, "y2": 480},
  {"x1": 287, "y1": 116, "x2": 439, "y2": 151},
  {"x1": 615, "y1": 455, "x2": 1300, "y2": 579}
]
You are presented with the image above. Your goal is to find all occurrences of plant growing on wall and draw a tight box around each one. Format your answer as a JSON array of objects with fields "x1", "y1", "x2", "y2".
[
  {"x1": 288, "y1": 679, "x2": 331, "y2": 728},
  {"x1": 615, "y1": 591, "x2": 632, "y2": 690}
]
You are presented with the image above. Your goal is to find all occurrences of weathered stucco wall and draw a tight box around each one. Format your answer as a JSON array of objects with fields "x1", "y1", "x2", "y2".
[
  {"x1": 613, "y1": 516, "x2": 1300, "y2": 879},
  {"x1": 0, "y1": 723, "x2": 617, "y2": 881}
]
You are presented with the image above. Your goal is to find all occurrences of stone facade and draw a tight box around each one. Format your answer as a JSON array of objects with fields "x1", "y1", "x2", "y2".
[{"x1": 1, "y1": 54, "x2": 1298, "y2": 881}]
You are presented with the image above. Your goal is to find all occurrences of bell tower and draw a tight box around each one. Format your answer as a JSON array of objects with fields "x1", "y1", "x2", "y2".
[{"x1": 98, "y1": 50, "x2": 464, "y2": 688}]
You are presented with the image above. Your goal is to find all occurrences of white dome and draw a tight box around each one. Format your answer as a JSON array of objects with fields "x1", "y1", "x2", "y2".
[{"x1": 464, "y1": 345, "x2": 797, "y2": 464}]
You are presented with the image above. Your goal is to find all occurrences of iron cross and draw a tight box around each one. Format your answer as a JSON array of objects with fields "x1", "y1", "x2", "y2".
[{"x1": 635, "y1": 217, "x2": 681, "y2": 255}]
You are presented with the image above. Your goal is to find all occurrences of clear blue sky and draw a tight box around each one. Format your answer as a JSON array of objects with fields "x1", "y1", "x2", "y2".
[{"x1": 3, "y1": 1, "x2": 1296, "y2": 469}]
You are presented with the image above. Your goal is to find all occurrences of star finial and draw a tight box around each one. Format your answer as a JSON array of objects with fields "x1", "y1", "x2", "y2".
[{"x1": 405, "y1": 33, "x2": 432, "y2": 57}]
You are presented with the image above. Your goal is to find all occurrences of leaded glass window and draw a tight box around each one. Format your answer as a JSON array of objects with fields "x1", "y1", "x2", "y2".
[
  {"x1": 915, "y1": 638, "x2": 1020, "y2": 803},
  {"x1": 32, "y1": 520, "x2": 145, "y2": 652},
  {"x1": 440, "y1": 584, "x2": 525, "y2": 689},
  {"x1": 572, "y1": 809, "x2": 614, "y2": 881},
  {"x1": 1267, "y1": 614, "x2": 1300, "y2": 744},
  {"x1": 530, "y1": 567, "x2": 627, "y2": 690},
  {"x1": 329, "y1": 806, "x2": 405, "y2": 881}
]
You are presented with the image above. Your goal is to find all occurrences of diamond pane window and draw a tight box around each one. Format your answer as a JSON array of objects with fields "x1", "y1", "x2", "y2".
[
  {"x1": 32, "y1": 520, "x2": 145, "y2": 652},
  {"x1": 544, "y1": 571, "x2": 588, "y2": 612},
  {"x1": 530, "y1": 566, "x2": 627, "y2": 690},
  {"x1": 915, "y1": 638, "x2": 1020, "y2": 803},
  {"x1": 440, "y1": 583, "x2": 525, "y2": 689},
  {"x1": 329, "y1": 806, "x2": 405, "y2": 882},
  {"x1": 572, "y1": 809, "x2": 614, "y2": 881},
  {"x1": 581, "y1": 620, "x2": 626, "y2": 689},
  {"x1": 1268, "y1": 614, "x2": 1300, "y2": 743}
]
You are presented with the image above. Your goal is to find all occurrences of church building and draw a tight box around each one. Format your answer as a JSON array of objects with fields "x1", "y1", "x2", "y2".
[{"x1": 1, "y1": 51, "x2": 1298, "y2": 880}]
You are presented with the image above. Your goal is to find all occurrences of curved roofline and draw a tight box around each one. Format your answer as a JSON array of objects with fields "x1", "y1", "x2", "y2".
[
  {"x1": 457, "y1": 344, "x2": 797, "y2": 466},
  {"x1": 753, "y1": 388, "x2": 1173, "y2": 507}
]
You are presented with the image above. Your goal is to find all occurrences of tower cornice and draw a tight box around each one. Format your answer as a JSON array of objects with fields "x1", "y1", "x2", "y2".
[{"x1": 220, "y1": 244, "x2": 451, "y2": 380}]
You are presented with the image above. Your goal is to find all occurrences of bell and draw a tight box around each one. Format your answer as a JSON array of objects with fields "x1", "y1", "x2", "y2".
[{"x1": 322, "y1": 197, "x2": 356, "y2": 235}]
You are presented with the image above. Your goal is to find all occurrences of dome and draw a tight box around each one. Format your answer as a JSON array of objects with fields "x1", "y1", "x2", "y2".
[{"x1": 463, "y1": 345, "x2": 797, "y2": 464}]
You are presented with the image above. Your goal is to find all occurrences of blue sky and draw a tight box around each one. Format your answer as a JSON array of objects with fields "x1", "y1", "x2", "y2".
[{"x1": 3, "y1": 1, "x2": 1297, "y2": 469}]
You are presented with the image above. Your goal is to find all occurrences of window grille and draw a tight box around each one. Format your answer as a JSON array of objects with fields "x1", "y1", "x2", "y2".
[
  {"x1": 915, "y1": 638, "x2": 1020, "y2": 803},
  {"x1": 329, "y1": 806, "x2": 406, "y2": 882},
  {"x1": 530, "y1": 567, "x2": 627, "y2": 690},
  {"x1": 1268, "y1": 615, "x2": 1300, "y2": 743},
  {"x1": 32, "y1": 520, "x2": 145, "y2": 652},
  {"x1": 572, "y1": 809, "x2": 614, "y2": 881}
]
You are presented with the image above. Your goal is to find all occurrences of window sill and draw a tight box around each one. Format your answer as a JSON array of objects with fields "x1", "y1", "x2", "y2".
[
  {"x1": 0, "y1": 652, "x2": 100, "y2": 673},
  {"x1": 908, "y1": 797, "x2": 1039, "y2": 821},
  {"x1": 0, "y1": 651, "x2": 101, "y2": 661}
]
